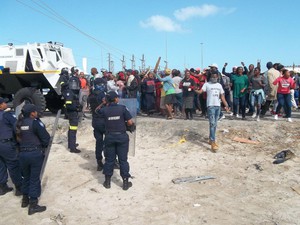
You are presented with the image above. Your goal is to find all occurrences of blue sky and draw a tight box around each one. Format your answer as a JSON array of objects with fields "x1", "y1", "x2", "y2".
[{"x1": 1, "y1": 0, "x2": 299, "y2": 73}]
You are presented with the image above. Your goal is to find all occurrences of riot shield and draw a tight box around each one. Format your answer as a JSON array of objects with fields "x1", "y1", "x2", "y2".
[
  {"x1": 40, "y1": 109, "x2": 61, "y2": 180},
  {"x1": 119, "y1": 98, "x2": 137, "y2": 156},
  {"x1": 15, "y1": 102, "x2": 25, "y2": 118},
  {"x1": 79, "y1": 88, "x2": 89, "y2": 107},
  {"x1": 78, "y1": 88, "x2": 90, "y2": 122}
]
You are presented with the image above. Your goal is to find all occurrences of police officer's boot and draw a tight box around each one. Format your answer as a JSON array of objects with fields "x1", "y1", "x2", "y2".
[
  {"x1": 28, "y1": 198, "x2": 46, "y2": 215},
  {"x1": 122, "y1": 178, "x2": 132, "y2": 191},
  {"x1": 103, "y1": 176, "x2": 111, "y2": 189},
  {"x1": 70, "y1": 148, "x2": 81, "y2": 153},
  {"x1": 97, "y1": 160, "x2": 104, "y2": 171},
  {"x1": 21, "y1": 195, "x2": 29, "y2": 208},
  {"x1": 15, "y1": 185, "x2": 22, "y2": 196},
  {"x1": 0, "y1": 183, "x2": 13, "y2": 196}
]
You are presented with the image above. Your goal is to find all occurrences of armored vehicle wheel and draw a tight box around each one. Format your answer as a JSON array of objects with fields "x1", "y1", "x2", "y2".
[{"x1": 13, "y1": 87, "x2": 46, "y2": 114}]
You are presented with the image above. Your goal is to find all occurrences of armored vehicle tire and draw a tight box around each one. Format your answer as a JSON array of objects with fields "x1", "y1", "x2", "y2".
[{"x1": 13, "y1": 87, "x2": 46, "y2": 114}]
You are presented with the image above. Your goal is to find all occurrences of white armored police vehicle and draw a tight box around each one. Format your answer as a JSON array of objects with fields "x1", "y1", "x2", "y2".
[{"x1": 0, "y1": 41, "x2": 76, "y2": 114}]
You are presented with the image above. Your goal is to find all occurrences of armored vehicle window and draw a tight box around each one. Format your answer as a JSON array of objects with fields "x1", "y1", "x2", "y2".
[
  {"x1": 37, "y1": 48, "x2": 43, "y2": 60},
  {"x1": 16, "y1": 48, "x2": 24, "y2": 56}
]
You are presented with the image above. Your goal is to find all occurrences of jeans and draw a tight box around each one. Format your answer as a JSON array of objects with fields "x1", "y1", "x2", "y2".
[
  {"x1": 250, "y1": 92, "x2": 263, "y2": 107},
  {"x1": 276, "y1": 93, "x2": 292, "y2": 118},
  {"x1": 174, "y1": 92, "x2": 183, "y2": 112},
  {"x1": 207, "y1": 106, "x2": 220, "y2": 142},
  {"x1": 224, "y1": 89, "x2": 232, "y2": 108},
  {"x1": 233, "y1": 95, "x2": 246, "y2": 117}
]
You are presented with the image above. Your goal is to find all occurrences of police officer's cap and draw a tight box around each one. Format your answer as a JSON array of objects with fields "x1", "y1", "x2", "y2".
[
  {"x1": 0, "y1": 97, "x2": 9, "y2": 104},
  {"x1": 106, "y1": 91, "x2": 118, "y2": 102},
  {"x1": 22, "y1": 104, "x2": 38, "y2": 115}
]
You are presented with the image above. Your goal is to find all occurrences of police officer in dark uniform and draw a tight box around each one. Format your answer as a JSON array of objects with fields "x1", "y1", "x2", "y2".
[
  {"x1": 63, "y1": 87, "x2": 81, "y2": 153},
  {"x1": 100, "y1": 91, "x2": 135, "y2": 190},
  {"x1": 59, "y1": 67, "x2": 70, "y2": 94},
  {"x1": 15, "y1": 104, "x2": 50, "y2": 215},
  {"x1": 87, "y1": 78, "x2": 107, "y2": 171},
  {"x1": 62, "y1": 67, "x2": 82, "y2": 153},
  {"x1": 0, "y1": 97, "x2": 22, "y2": 196}
]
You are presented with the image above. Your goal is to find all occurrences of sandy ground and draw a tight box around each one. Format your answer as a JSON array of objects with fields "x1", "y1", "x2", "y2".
[{"x1": 1, "y1": 109, "x2": 300, "y2": 225}]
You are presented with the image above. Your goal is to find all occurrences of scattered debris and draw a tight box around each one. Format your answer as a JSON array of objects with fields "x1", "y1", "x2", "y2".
[
  {"x1": 179, "y1": 136, "x2": 186, "y2": 144},
  {"x1": 273, "y1": 150, "x2": 295, "y2": 164},
  {"x1": 83, "y1": 153, "x2": 90, "y2": 159},
  {"x1": 172, "y1": 175, "x2": 215, "y2": 184},
  {"x1": 50, "y1": 213, "x2": 66, "y2": 225},
  {"x1": 232, "y1": 136, "x2": 260, "y2": 144},
  {"x1": 90, "y1": 188, "x2": 99, "y2": 193},
  {"x1": 254, "y1": 163, "x2": 263, "y2": 171},
  {"x1": 193, "y1": 203, "x2": 201, "y2": 207},
  {"x1": 291, "y1": 186, "x2": 300, "y2": 195},
  {"x1": 222, "y1": 129, "x2": 229, "y2": 134},
  {"x1": 69, "y1": 179, "x2": 93, "y2": 191}
]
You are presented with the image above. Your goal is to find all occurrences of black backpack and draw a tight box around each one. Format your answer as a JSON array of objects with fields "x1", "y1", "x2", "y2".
[{"x1": 68, "y1": 75, "x2": 81, "y2": 91}]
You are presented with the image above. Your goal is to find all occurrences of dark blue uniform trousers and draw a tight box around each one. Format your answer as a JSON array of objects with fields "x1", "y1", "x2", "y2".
[
  {"x1": 92, "y1": 119, "x2": 105, "y2": 161},
  {"x1": 103, "y1": 133, "x2": 130, "y2": 179},
  {"x1": 0, "y1": 142, "x2": 22, "y2": 186},
  {"x1": 19, "y1": 150, "x2": 44, "y2": 198},
  {"x1": 68, "y1": 111, "x2": 79, "y2": 150}
]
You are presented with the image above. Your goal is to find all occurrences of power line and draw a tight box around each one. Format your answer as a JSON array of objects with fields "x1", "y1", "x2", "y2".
[{"x1": 15, "y1": 0, "x2": 133, "y2": 65}]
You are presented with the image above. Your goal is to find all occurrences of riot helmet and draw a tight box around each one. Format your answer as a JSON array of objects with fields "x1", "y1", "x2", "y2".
[{"x1": 60, "y1": 67, "x2": 69, "y2": 76}]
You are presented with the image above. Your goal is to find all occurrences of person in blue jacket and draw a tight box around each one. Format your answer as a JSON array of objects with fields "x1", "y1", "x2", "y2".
[
  {"x1": 0, "y1": 97, "x2": 22, "y2": 196},
  {"x1": 15, "y1": 104, "x2": 50, "y2": 215}
]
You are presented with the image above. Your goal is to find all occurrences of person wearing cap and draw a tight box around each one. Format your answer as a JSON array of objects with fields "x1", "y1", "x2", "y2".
[
  {"x1": 87, "y1": 83, "x2": 107, "y2": 171},
  {"x1": 99, "y1": 91, "x2": 135, "y2": 190},
  {"x1": 155, "y1": 68, "x2": 177, "y2": 119},
  {"x1": 195, "y1": 73, "x2": 229, "y2": 152},
  {"x1": 15, "y1": 103, "x2": 50, "y2": 215},
  {"x1": 0, "y1": 97, "x2": 23, "y2": 196}
]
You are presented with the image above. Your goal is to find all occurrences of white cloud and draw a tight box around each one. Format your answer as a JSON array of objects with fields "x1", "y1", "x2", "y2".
[
  {"x1": 174, "y1": 4, "x2": 236, "y2": 21},
  {"x1": 140, "y1": 15, "x2": 183, "y2": 32}
]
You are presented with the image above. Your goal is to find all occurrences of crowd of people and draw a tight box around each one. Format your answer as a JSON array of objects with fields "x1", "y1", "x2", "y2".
[
  {"x1": 83, "y1": 62, "x2": 299, "y2": 123},
  {"x1": 81, "y1": 62, "x2": 298, "y2": 152}
]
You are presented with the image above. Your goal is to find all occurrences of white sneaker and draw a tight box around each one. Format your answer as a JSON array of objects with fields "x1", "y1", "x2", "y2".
[
  {"x1": 274, "y1": 114, "x2": 278, "y2": 120},
  {"x1": 229, "y1": 112, "x2": 234, "y2": 116},
  {"x1": 252, "y1": 114, "x2": 256, "y2": 118},
  {"x1": 256, "y1": 116, "x2": 260, "y2": 122},
  {"x1": 287, "y1": 118, "x2": 293, "y2": 122},
  {"x1": 236, "y1": 114, "x2": 240, "y2": 118}
]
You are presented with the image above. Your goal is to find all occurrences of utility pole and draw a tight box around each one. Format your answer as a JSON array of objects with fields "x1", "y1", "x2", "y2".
[
  {"x1": 108, "y1": 53, "x2": 111, "y2": 72},
  {"x1": 131, "y1": 54, "x2": 135, "y2": 70},
  {"x1": 121, "y1": 55, "x2": 126, "y2": 71},
  {"x1": 140, "y1": 54, "x2": 145, "y2": 72},
  {"x1": 110, "y1": 60, "x2": 114, "y2": 74}
]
